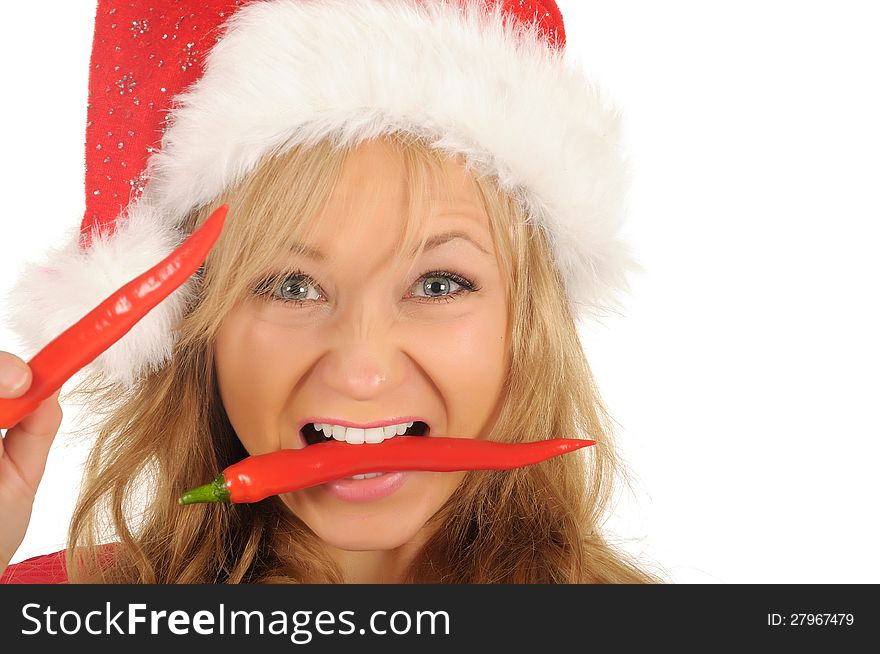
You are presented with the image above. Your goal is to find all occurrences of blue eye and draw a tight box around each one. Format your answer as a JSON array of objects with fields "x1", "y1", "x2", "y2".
[
  {"x1": 256, "y1": 271, "x2": 322, "y2": 304},
  {"x1": 410, "y1": 271, "x2": 478, "y2": 302},
  {"x1": 278, "y1": 274, "x2": 321, "y2": 302}
]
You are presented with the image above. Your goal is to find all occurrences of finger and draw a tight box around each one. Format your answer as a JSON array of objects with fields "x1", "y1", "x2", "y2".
[
  {"x1": 1, "y1": 390, "x2": 63, "y2": 493},
  {"x1": 0, "y1": 353, "x2": 32, "y2": 399}
]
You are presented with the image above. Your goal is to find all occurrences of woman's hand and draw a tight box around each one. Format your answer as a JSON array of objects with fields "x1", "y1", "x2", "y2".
[{"x1": 0, "y1": 352, "x2": 63, "y2": 576}]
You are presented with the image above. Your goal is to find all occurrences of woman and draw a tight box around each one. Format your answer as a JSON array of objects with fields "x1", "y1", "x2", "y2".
[{"x1": 0, "y1": 0, "x2": 659, "y2": 583}]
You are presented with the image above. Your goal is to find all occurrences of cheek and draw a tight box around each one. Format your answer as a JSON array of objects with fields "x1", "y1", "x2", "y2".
[
  {"x1": 409, "y1": 302, "x2": 508, "y2": 428},
  {"x1": 214, "y1": 313, "x2": 314, "y2": 454}
]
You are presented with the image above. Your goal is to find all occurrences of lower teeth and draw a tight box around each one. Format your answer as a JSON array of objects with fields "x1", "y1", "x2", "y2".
[{"x1": 350, "y1": 472, "x2": 384, "y2": 480}]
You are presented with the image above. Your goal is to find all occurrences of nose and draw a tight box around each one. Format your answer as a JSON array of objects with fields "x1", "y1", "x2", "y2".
[{"x1": 318, "y1": 303, "x2": 404, "y2": 401}]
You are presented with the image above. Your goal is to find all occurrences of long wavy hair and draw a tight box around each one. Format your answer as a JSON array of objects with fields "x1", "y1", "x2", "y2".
[{"x1": 65, "y1": 133, "x2": 663, "y2": 583}]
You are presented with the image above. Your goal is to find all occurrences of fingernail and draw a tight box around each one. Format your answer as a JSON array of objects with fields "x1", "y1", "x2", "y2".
[{"x1": 0, "y1": 366, "x2": 28, "y2": 394}]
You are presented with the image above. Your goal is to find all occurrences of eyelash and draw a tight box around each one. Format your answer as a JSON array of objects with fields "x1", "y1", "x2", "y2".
[{"x1": 254, "y1": 269, "x2": 480, "y2": 307}]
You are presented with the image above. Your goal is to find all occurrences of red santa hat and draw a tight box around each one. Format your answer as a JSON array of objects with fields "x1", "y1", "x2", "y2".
[{"x1": 5, "y1": 0, "x2": 640, "y2": 389}]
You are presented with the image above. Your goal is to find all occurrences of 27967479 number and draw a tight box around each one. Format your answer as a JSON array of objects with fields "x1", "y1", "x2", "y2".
[{"x1": 768, "y1": 613, "x2": 855, "y2": 627}]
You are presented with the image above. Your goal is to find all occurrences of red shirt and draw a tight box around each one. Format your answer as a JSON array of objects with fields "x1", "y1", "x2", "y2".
[
  {"x1": 1, "y1": 543, "x2": 117, "y2": 583},
  {"x1": 1, "y1": 550, "x2": 68, "y2": 584}
]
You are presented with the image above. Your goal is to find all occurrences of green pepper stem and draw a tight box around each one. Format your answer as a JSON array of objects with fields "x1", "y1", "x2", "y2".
[{"x1": 178, "y1": 473, "x2": 230, "y2": 505}]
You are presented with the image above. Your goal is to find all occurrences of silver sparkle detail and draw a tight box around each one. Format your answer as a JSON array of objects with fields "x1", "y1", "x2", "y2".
[
  {"x1": 129, "y1": 169, "x2": 150, "y2": 201},
  {"x1": 131, "y1": 19, "x2": 150, "y2": 36},
  {"x1": 181, "y1": 41, "x2": 197, "y2": 72}
]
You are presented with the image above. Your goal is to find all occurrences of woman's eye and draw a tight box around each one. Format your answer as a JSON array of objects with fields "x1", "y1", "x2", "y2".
[
  {"x1": 410, "y1": 271, "x2": 477, "y2": 301},
  {"x1": 260, "y1": 272, "x2": 322, "y2": 304}
]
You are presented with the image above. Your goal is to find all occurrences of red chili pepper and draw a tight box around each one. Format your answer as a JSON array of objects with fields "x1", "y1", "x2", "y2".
[
  {"x1": 0, "y1": 205, "x2": 229, "y2": 429},
  {"x1": 178, "y1": 436, "x2": 596, "y2": 504}
]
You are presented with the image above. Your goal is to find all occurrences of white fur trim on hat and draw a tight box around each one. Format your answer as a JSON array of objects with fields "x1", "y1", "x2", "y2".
[
  {"x1": 5, "y1": 0, "x2": 641, "y2": 389},
  {"x1": 3, "y1": 201, "x2": 200, "y2": 390}
]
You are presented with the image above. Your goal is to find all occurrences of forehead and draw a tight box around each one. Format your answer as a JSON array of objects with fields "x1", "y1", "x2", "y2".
[
  {"x1": 313, "y1": 139, "x2": 490, "y2": 237},
  {"x1": 276, "y1": 140, "x2": 500, "y2": 275}
]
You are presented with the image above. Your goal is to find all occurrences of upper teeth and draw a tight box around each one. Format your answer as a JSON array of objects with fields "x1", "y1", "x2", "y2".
[{"x1": 312, "y1": 421, "x2": 415, "y2": 445}]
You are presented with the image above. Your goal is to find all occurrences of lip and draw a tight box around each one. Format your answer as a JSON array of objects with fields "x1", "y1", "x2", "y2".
[
  {"x1": 297, "y1": 416, "x2": 430, "y2": 431},
  {"x1": 321, "y1": 471, "x2": 410, "y2": 503}
]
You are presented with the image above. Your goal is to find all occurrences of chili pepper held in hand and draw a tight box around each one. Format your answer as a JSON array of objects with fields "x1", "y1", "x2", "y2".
[
  {"x1": 178, "y1": 436, "x2": 596, "y2": 505},
  {"x1": 0, "y1": 205, "x2": 229, "y2": 429}
]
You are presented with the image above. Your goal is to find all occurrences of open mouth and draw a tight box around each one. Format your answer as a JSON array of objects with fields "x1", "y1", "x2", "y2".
[{"x1": 300, "y1": 421, "x2": 430, "y2": 446}]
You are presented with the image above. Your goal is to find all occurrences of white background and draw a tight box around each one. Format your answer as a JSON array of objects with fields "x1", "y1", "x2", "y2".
[{"x1": 1, "y1": 1, "x2": 878, "y2": 582}]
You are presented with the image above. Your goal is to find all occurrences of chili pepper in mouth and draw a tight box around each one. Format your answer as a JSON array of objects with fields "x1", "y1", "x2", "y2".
[
  {"x1": 0, "y1": 204, "x2": 229, "y2": 429},
  {"x1": 178, "y1": 436, "x2": 596, "y2": 505}
]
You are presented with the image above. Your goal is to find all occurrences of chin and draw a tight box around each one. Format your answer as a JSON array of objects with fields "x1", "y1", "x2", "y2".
[
  {"x1": 278, "y1": 492, "x2": 429, "y2": 550},
  {"x1": 278, "y1": 472, "x2": 464, "y2": 554},
  {"x1": 306, "y1": 513, "x2": 428, "y2": 551}
]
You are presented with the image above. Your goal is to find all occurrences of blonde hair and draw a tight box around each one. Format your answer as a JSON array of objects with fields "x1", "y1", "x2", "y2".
[{"x1": 65, "y1": 134, "x2": 663, "y2": 583}]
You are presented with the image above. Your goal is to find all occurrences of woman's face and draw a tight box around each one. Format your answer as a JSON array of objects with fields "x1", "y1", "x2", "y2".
[{"x1": 214, "y1": 140, "x2": 510, "y2": 551}]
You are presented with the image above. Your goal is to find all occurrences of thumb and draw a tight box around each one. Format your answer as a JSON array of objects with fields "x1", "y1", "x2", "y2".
[{"x1": 0, "y1": 355, "x2": 32, "y2": 399}]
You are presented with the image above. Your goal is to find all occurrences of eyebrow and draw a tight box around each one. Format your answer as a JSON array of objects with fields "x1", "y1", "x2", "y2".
[
  {"x1": 415, "y1": 231, "x2": 491, "y2": 257},
  {"x1": 287, "y1": 231, "x2": 492, "y2": 260}
]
